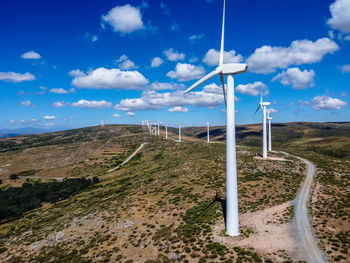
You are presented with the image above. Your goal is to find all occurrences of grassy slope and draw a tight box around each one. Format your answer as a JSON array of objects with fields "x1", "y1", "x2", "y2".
[
  {"x1": 185, "y1": 121, "x2": 350, "y2": 263},
  {"x1": 0, "y1": 124, "x2": 307, "y2": 262}
]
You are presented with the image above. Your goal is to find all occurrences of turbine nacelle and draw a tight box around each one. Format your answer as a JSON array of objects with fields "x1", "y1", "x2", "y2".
[
  {"x1": 261, "y1": 102, "x2": 271, "y2": 107},
  {"x1": 219, "y1": 63, "x2": 248, "y2": 75}
]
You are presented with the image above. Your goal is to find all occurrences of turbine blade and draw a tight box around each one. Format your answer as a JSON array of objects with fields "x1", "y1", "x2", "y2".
[
  {"x1": 220, "y1": 73, "x2": 227, "y2": 107},
  {"x1": 219, "y1": 0, "x2": 226, "y2": 66},
  {"x1": 184, "y1": 68, "x2": 221, "y2": 94},
  {"x1": 253, "y1": 104, "x2": 261, "y2": 116}
]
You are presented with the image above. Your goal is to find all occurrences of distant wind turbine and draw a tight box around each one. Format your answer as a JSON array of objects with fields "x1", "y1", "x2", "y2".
[
  {"x1": 254, "y1": 92, "x2": 271, "y2": 158},
  {"x1": 165, "y1": 123, "x2": 168, "y2": 139},
  {"x1": 184, "y1": 0, "x2": 247, "y2": 236},
  {"x1": 267, "y1": 112, "x2": 272, "y2": 152},
  {"x1": 157, "y1": 121, "x2": 160, "y2": 136},
  {"x1": 178, "y1": 124, "x2": 181, "y2": 142},
  {"x1": 206, "y1": 122, "x2": 210, "y2": 143}
]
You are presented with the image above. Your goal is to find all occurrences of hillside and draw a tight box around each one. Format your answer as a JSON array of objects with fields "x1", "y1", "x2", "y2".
[{"x1": 0, "y1": 122, "x2": 349, "y2": 262}]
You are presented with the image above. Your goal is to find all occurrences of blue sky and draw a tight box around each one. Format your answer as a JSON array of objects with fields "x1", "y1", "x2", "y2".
[{"x1": 1, "y1": 0, "x2": 349, "y2": 129}]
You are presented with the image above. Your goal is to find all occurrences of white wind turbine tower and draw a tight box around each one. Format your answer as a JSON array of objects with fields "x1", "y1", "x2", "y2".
[
  {"x1": 267, "y1": 111, "x2": 273, "y2": 152},
  {"x1": 178, "y1": 124, "x2": 181, "y2": 142},
  {"x1": 206, "y1": 122, "x2": 210, "y2": 143},
  {"x1": 254, "y1": 92, "x2": 271, "y2": 158},
  {"x1": 184, "y1": 0, "x2": 247, "y2": 236},
  {"x1": 165, "y1": 123, "x2": 168, "y2": 139},
  {"x1": 157, "y1": 121, "x2": 160, "y2": 136}
]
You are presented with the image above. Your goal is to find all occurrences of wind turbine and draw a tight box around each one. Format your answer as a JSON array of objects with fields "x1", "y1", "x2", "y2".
[
  {"x1": 254, "y1": 92, "x2": 270, "y2": 158},
  {"x1": 178, "y1": 124, "x2": 181, "y2": 142},
  {"x1": 206, "y1": 122, "x2": 210, "y2": 143},
  {"x1": 267, "y1": 111, "x2": 272, "y2": 152},
  {"x1": 165, "y1": 123, "x2": 168, "y2": 139},
  {"x1": 157, "y1": 121, "x2": 160, "y2": 136},
  {"x1": 184, "y1": 0, "x2": 247, "y2": 236}
]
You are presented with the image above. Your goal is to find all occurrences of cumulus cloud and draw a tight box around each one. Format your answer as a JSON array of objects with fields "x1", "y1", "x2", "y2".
[
  {"x1": 189, "y1": 34, "x2": 204, "y2": 44},
  {"x1": 169, "y1": 106, "x2": 188, "y2": 112},
  {"x1": 151, "y1": 57, "x2": 163, "y2": 68},
  {"x1": 147, "y1": 81, "x2": 185, "y2": 91},
  {"x1": 116, "y1": 54, "x2": 136, "y2": 70},
  {"x1": 126, "y1": 111, "x2": 135, "y2": 116},
  {"x1": 20, "y1": 100, "x2": 34, "y2": 107},
  {"x1": 52, "y1": 101, "x2": 66, "y2": 108},
  {"x1": 115, "y1": 83, "x2": 225, "y2": 111},
  {"x1": 167, "y1": 63, "x2": 205, "y2": 81},
  {"x1": 311, "y1": 95, "x2": 347, "y2": 110},
  {"x1": 160, "y1": 2, "x2": 170, "y2": 15},
  {"x1": 203, "y1": 49, "x2": 243, "y2": 66},
  {"x1": 327, "y1": 0, "x2": 350, "y2": 36},
  {"x1": 49, "y1": 88, "x2": 75, "y2": 94},
  {"x1": 247, "y1": 38, "x2": 339, "y2": 73},
  {"x1": 44, "y1": 115, "x2": 56, "y2": 120},
  {"x1": 0, "y1": 72, "x2": 35, "y2": 82},
  {"x1": 163, "y1": 48, "x2": 185, "y2": 61},
  {"x1": 21, "y1": 51, "x2": 41, "y2": 59},
  {"x1": 102, "y1": 4, "x2": 144, "y2": 34},
  {"x1": 92, "y1": 35, "x2": 98, "y2": 42},
  {"x1": 170, "y1": 20, "x2": 179, "y2": 31},
  {"x1": 272, "y1": 67, "x2": 315, "y2": 89},
  {"x1": 340, "y1": 64, "x2": 350, "y2": 73},
  {"x1": 113, "y1": 113, "x2": 121, "y2": 118},
  {"x1": 266, "y1": 108, "x2": 278, "y2": 114},
  {"x1": 236, "y1": 81, "x2": 268, "y2": 96},
  {"x1": 69, "y1": 67, "x2": 149, "y2": 90},
  {"x1": 71, "y1": 99, "x2": 113, "y2": 109}
]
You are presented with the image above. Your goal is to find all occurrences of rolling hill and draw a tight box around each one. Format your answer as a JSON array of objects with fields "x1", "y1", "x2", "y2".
[{"x1": 0, "y1": 122, "x2": 349, "y2": 263}]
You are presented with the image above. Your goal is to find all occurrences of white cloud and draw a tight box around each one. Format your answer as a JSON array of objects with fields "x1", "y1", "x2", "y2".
[
  {"x1": 49, "y1": 88, "x2": 75, "y2": 94},
  {"x1": 169, "y1": 106, "x2": 188, "y2": 112},
  {"x1": 113, "y1": 113, "x2": 121, "y2": 118},
  {"x1": 340, "y1": 64, "x2": 350, "y2": 73},
  {"x1": 272, "y1": 67, "x2": 315, "y2": 89},
  {"x1": 0, "y1": 72, "x2": 35, "y2": 82},
  {"x1": 52, "y1": 101, "x2": 66, "y2": 108},
  {"x1": 102, "y1": 4, "x2": 144, "y2": 34},
  {"x1": 126, "y1": 111, "x2": 135, "y2": 116},
  {"x1": 189, "y1": 34, "x2": 204, "y2": 43},
  {"x1": 151, "y1": 57, "x2": 163, "y2": 67},
  {"x1": 327, "y1": 0, "x2": 350, "y2": 36},
  {"x1": 236, "y1": 81, "x2": 268, "y2": 96},
  {"x1": 44, "y1": 115, "x2": 56, "y2": 120},
  {"x1": 71, "y1": 99, "x2": 113, "y2": 109},
  {"x1": 70, "y1": 67, "x2": 149, "y2": 90},
  {"x1": 298, "y1": 100, "x2": 311, "y2": 106},
  {"x1": 21, "y1": 51, "x2": 41, "y2": 59},
  {"x1": 266, "y1": 108, "x2": 278, "y2": 114},
  {"x1": 163, "y1": 48, "x2": 185, "y2": 61},
  {"x1": 115, "y1": 83, "x2": 225, "y2": 111},
  {"x1": 147, "y1": 81, "x2": 185, "y2": 91},
  {"x1": 170, "y1": 20, "x2": 179, "y2": 31},
  {"x1": 20, "y1": 100, "x2": 33, "y2": 107},
  {"x1": 160, "y1": 2, "x2": 170, "y2": 15},
  {"x1": 92, "y1": 35, "x2": 98, "y2": 42},
  {"x1": 311, "y1": 95, "x2": 347, "y2": 110},
  {"x1": 247, "y1": 38, "x2": 339, "y2": 73},
  {"x1": 116, "y1": 55, "x2": 136, "y2": 70},
  {"x1": 203, "y1": 49, "x2": 243, "y2": 66},
  {"x1": 167, "y1": 63, "x2": 205, "y2": 81}
]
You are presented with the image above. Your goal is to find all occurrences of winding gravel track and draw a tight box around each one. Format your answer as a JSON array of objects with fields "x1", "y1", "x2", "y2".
[{"x1": 280, "y1": 151, "x2": 327, "y2": 263}]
